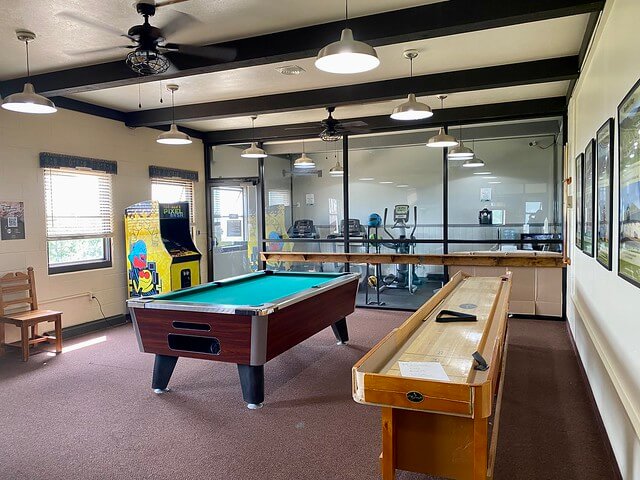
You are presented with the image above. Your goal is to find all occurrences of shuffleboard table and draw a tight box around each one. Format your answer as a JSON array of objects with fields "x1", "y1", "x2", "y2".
[
  {"x1": 128, "y1": 270, "x2": 359, "y2": 409},
  {"x1": 353, "y1": 271, "x2": 512, "y2": 480}
]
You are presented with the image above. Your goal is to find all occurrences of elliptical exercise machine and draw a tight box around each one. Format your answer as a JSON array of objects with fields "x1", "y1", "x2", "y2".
[{"x1": 382, "y1": 205, "x2": 422, "y2": 294}]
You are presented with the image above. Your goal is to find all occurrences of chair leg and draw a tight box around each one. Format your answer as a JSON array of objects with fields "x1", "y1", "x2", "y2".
[
  {"x1": 31, "y1": 323, "x2": 38, "y2": 339},
  {"x1": 0, "y1": 323, "x2": 5, "y2": 356},
  {"x1": 55, "y1": 315, "x2": 63, "y2": 354},
  {"x1": 21, "y1": 324, "x2": 29, "y2": 362}
]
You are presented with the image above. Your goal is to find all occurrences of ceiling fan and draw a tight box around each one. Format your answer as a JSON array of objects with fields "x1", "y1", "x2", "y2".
[
  {"x1": 286, "y1": 107, "x2": 370, "y2": 142},
  {"x1": 59, "y1": 0, "x2": 237, "y2": 76}
]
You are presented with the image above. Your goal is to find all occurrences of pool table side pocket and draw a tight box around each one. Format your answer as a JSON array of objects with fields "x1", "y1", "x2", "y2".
[{"x1": 132, "y1": 307, "x2": 253, "y2": 364}]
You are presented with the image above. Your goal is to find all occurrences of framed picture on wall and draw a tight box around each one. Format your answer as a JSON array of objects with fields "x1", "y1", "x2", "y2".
[
  {"x1": 618, "y1": 79, "x2": 640, "y2": 288},
  {"x1": 575, "y1": 153, "x2": 584, "y2": 250},
  {"x1": 596, "y1": 118, "x2": 614, "y2": 270},
  {"x1": 582, "y1": 139, "x2": 595, "y2": 257}
]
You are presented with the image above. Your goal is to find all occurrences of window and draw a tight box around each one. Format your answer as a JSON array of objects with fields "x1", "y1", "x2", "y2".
[
  {"x1": 44, "y1": 168, "x2": 113, "y2": 274},
  {"x1": 268, "y1": 189, "x2": 291, "y2": 207},
  {"x1": 151, "y1": 177, "x2": 195, "y2": 224},
  {"x1": 212, "y1": 186, "x2": 247, "y2": 245}
]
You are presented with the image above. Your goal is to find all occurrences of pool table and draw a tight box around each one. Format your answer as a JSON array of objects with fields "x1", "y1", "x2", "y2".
[{"x1": 127, "y1": 270, "x2": 359, "y2": 409}]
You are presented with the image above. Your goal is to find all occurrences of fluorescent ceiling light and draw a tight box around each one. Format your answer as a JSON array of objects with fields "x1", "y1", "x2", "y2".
[
  {"x1": 359, "y1": 177, "x2": 374, "y2": 181},
  {"x1": 473, "y1": 172, "x2": 492, "y2": 175},
  {"x1": 379, "y1": 181, "x2": 393, "y2": 184},
  {"x1": 397, "y1": 184, "x2": 409, "y2": 188},
  {"x1": 489, "y1": 181, "x2": 502, "y2": 184}
]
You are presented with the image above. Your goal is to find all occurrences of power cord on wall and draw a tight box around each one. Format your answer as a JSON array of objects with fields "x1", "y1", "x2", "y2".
[{"x1": 91, "y1": 295, "x2": 106, "y2": 319}]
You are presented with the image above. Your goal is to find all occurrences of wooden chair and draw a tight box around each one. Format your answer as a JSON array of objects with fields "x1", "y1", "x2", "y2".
[{"x1": 0, "y1": 267, "x2": 62, "y2": 362}]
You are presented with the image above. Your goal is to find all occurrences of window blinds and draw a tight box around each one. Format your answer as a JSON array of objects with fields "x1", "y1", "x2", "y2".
[
  {"x1": 151, "y1": 177, "x2": 195, "y2": 223},
  {"x1": 44, "y1": 168, "x2": 113, "y2": 240}
]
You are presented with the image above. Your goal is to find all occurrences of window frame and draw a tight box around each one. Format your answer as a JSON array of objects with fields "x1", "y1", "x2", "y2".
[{"x1": 44, "y1": 167, "x2": 114, "y2": 275}]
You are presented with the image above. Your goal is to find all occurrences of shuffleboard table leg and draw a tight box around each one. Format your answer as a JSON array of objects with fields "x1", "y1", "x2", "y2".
[
  {"x1": 237, "y1": 364, "x2": 264, "y2": 409},
  {"x1": 331, "y1": 318, "x2": 349, "y2": 345},
  {"x1": 152, "y1": 354, "x2": 178, "y2": 394}
]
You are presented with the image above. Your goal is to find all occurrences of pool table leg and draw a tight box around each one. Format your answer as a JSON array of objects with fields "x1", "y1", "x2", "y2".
[
  {"x1": 331, "y1": 317, "x2": 349, "y2": 345},
  {"x1": 152, "y1": 354, "x2": 178, "y2": 394},
  {"x1": 237, "y1": 364, "x2": 264, "y2": 409}
]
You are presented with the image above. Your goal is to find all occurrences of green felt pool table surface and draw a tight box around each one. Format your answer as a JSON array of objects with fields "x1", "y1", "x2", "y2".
[{"x1": 154, "y1": 271, "x2": 346, "y2": 306}]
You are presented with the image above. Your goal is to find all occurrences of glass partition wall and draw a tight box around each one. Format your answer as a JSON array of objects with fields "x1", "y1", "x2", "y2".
[{"x1": 206, "y1": 120, "x2": 563, "y2": 310}]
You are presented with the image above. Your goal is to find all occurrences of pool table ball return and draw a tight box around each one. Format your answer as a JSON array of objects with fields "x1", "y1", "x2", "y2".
[{"x1": 127, "y1": 270, "x2": 359, "y2": 409}]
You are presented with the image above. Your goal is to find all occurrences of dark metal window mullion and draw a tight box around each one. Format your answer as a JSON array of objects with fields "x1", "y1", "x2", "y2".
[{"x1": 342, "y1": 136, "x2": 350, "y2": 273}]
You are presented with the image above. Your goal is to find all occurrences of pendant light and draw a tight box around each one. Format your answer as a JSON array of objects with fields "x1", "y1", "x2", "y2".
[
  {"x1": 462, "y1": 140, "x2": 485, "y2": 167},
  {"x1": 329, "y1": 152, "x2": 344, "y2": 177},
  {"x1": 448, "y1": 124, "x2": 475, "y2": 159},
  {"x1": 2, "y1": 31, "x2": 56, "y2": 114},
  {"x1": 315, "y1": 0, "x2": 379, "y2": 74},
  {"x1": 156, "y1": 84, "x2": 192, "y2": 145},
  {"x1": 241, "y1": 116, "x2": 267, "y2": 158},
  {"x1": 294, "y1": 140, "x2": 315, "y2": 169},
  {"x1": 426, "y1": 96, "x2": 458, "y2": 148},
  {"x1": 391, "y1": 50, "x2": 432, "y2": 121}
]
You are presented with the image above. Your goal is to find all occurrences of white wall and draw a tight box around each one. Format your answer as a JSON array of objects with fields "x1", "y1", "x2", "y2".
[
  {"x1": 0, "y1": 108, "x2": 206, "y2": 343},
  {"x1": 567, "y1": 0, "x2": 640, "y2": 476}
]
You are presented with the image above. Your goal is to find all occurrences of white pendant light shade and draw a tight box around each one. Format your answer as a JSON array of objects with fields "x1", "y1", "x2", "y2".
[
  {"x1": 448, "y1": 140, "x2": 475, "y2": 159},
  {"x1": 157, "y1": 123, "x2": 192, "y2": 145},
  {"x1": 391, "y1": 93, "x2": 433, "y2": 121},
  {"x1": 2, "y1": 82, "x2": 57, "y2": 114},
  {"x1": 427, "y1": 127, "x2": 458, "y2": 148},
  {"x1": 329, "y1": 160, "x2": 344, "y2": 176},
  {"x1": 315, "y1": 28, "x2": 379, "y2": 74},
  {"x1": 294, "y1": 152, "x2": 315, "y2": 169},
  {"x1": 241, "y1": 142, "x2": 267, "y2": 158},
  {"x1": 462, "y1": 157, "x2": 486, "y2": 168}
]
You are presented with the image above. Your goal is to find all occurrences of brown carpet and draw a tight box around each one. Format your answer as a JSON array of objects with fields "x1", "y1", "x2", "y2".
[{"x1": 0, "y1": 311, "x2": 616, "y2": 480}]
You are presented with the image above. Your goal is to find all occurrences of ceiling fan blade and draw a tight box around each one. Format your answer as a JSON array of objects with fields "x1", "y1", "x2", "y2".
[
  {"x1": 64, "y1": 45, "x2": 131, "y2": 56},
  {"x1": 56, "y1": 11, "x2": 129, "y2": 38},
  {"x1": 164, "y1": 59, "x2": 180, "y2": 75},
  {"x1": 163, "y1": 43, "x2": 237, "y2": 62},
  {"x1": 158, "y1": 10, "x2": 198, "y2": 39},
  {"x1": 344, "y1": 127, "x2": 371, "y2": 134},
  {"x1": 284, "y1": 125, "x2": 321, "y2": 131},
  {"x1": 155, "y1": 0, "x2": 190, "y2": 7},
  {"x1": 339, "y1": 120, "x2": 368, "y2": 128}
]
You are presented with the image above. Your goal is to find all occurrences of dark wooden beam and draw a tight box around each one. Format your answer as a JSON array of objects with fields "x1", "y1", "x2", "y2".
[
  {"x1": 0, "y1": 0, "x2": 603, "y2": 97},
  {"x1": 50, "y1": 96, "x2": 205, "y2": 139},
  {"x1": 204, "y1": 97, "x2": 567, "y2": 145},
  {"x1": 126, "y1": 56, "x2": 579, "y2": 127},
  {"x1": 566, "y1": 10, "x2": 601, "y2": 102}
]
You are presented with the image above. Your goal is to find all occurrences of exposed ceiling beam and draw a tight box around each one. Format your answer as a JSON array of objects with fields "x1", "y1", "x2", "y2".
[
  {"x1": 0, "y1": 0, "x2": 603, "y2": 97},
  {"x1": 50, "y1": 96, "x2": 205, "y2": 139},
  {"x1": 126, "y1": 56, "x2": 579, "y2": 127},
  {"x1": 566, "y1": 10, "x2": 601, "y2": 101},
  {"x1": 203, "y1": 97, "x2": 567, "y2": 145}
]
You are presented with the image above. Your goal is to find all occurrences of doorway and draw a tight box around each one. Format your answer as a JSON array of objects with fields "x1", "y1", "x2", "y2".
[{"x1": 209, "y1": 180, "x2": 259, "y2": 280}]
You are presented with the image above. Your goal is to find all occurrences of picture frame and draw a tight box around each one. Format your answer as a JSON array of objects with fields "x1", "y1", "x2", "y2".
[
  {"x1": 582, "y1": 138, "x2": 595, "y2": 257},
  {"x1": 575, "y1": 153, "x2": 584, "y2": 250},
  {"x1": 596, "y1": 118, "x2": 614, "y2": 270},
  {"x1": 617, "y1": 78, "x2": 640, "y2": 288}
]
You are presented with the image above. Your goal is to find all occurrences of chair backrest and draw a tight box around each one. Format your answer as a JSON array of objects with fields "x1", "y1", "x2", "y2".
[{"x1": 0, "y1": 267, "x2": 38, "y2": 316}]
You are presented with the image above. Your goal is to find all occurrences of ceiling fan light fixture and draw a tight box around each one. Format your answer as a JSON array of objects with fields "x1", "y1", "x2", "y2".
[
  {"x1": 241, "y1": 142, "x2": 267, "y2": 158},
  {"x1": 462, "y1": 157, "x2": 486, "y2": 168},
  {"x1": 448, "y1": 140, "x2": 475, "y2": 159},
  {"x1": 156, "y1": 123, "x2": 192, "y2": 145},
  {"x1": 427, "y1": 127, "x2": 458, "y2": 148},
  {"x1": 294, "y1": 152, "x2": 315, "y2": 169},
  {"x1": 391, "y1": 93, "x2": 433, "y2": 121},
  {"x1": 2, "y1": 83, "x2": 57, "y2": 114},
  {"x1": 126, "y1": 49, "x2": 170, "y2": 76},
  {"x1": 315, "y1": 28, "x2": 379, "y2": 74}
]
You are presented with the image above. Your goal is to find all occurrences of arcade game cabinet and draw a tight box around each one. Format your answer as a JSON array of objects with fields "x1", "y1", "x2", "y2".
[{"x1": 124, "y1": 201, "x2": 201, "y2": 297}]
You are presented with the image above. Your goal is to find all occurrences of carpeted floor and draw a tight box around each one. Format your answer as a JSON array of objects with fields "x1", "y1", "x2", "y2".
[{"x1": 0, "y1": 311, "x2": 617, "y2": 480}]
